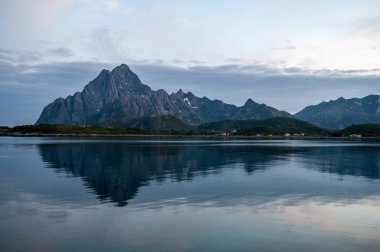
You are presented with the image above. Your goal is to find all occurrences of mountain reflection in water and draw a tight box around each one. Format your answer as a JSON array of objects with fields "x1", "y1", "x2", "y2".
[{"x1": 38, "y1": 141, "x2": 380, "y2": 206}]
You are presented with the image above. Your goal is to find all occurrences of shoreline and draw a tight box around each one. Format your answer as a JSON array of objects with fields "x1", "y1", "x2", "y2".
[{"x1": 1, "y1": 132, "x2": 379, "y2": 140}]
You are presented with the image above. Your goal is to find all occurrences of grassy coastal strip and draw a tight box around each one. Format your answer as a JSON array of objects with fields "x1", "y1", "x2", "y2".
[
  {"x1": 1, "y1": 124, "x2": 214, "y2": 137},
  {"x1": 1, "y1": 123, "x2": 380, "y2": 138}
]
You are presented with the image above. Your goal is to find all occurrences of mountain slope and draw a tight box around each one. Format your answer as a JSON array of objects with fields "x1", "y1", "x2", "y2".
[
  {"x1": 98, "y1": 115, "x2": 193, "y2": 131},
  {"x1": 36, "y1": 64, "x2": 291, "y2": 126},
  {"x1": 199, "y1": 117, "x2": 329, "y2": 135},
  {"x1": 339, "y1": 124, "x2": 380, "y2": 137},
  {"x1": 295, "y1": 95, "x2": 380, "y2": 130}
]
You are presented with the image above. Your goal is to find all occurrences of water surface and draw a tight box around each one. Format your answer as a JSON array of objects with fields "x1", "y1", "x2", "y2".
[{"x1": 0, "y1": 137, "x2": 380, "y2": 251}]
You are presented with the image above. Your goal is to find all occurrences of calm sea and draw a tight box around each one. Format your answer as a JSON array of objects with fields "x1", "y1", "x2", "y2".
[{"x1": 0, "y1": 137, "x2": 379, "y2": 251}]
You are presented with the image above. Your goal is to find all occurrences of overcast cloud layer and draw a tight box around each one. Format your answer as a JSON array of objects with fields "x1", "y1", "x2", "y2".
[{"x1": 1, "y1": 0, "x2": 380, "y2": 125}]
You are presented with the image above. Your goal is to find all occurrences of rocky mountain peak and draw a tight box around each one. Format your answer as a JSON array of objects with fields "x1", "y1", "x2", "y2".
[
  {"x1": 176, "y1": 89, "x2": 184, "y2": 96},
  {"x1": 336, "y1": 97, "x2": 345, "y2": 102},
  {"x1": 100, "y1": 69, "x2": 111, "y2": 75},
  {"x1": 244, "y1": 98, "x2": 257, "y2": 106},
  {"x1": 91, "y1": 69, "x2": 111, "y2": 84},
  {"x1": 113, "y1": 63, "x2": 130, "y2": 71},
  {"x1": 110, "y1": 64, "x2": 140, "y2": 84},
  {"x1": 186, "y1": 91, "x2": 195, "y2": 98},
  {"x1": 111, "y1": 64, "x2": 134, "y2": 77}
]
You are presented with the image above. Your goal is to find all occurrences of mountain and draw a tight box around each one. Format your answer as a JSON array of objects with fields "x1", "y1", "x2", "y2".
[
  {"x1": 98, "y1": 115, "x2": 193, "y2": 131},
  {"x1": 295, "y1": 95, "x2": 380, "y2": 130},
  {"x1": 199, "y1": 117, "x2": 329, "y2": 135},
  {"x1": 36, "y1": 64, "x2": 291, "y2": 126}
]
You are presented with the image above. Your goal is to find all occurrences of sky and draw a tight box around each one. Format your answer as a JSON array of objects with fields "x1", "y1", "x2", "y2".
[{"x1": 1, "y1": 0, "x2": 380, "y2": 125}]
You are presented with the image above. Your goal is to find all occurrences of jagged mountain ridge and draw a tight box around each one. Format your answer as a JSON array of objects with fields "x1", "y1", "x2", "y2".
[
  {"x1": 36, "y1": 64, "x2": 291, "y2": 125},
  {"x1": 295, "y1": 95, "x2": 380, "y2": 129}
]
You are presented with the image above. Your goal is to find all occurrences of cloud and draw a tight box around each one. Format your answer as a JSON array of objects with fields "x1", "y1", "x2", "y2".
[
  {"x1": 0, "y1": 60, "x2": 112, "y2": 126},
  {"x1": 0, "y1": 0, "x2": 72, "y2": 41},
  {"x1": 0, "y1": 47, "x2": 77, "y2": 65},
  {"x1": 47, "y1": 47, "x2": 73, "y2": 57},
  {"x1": 81, "y1": 28, "x2": 134, "y2": 62},
  {"x1": 0, "y1": 48, "x2": 15, "y2": 61},
  {"x1": 0, "y1": 48, "x2": 42, "y2": 64},
  {"x1": 0, "y1": 0, "x2": 72, "y2": 18},
  {"x1": 275, "y1": 40, "x2": 297, "y2": 50},
  {"x1": 351, "y1": 16, "x2": 380, "y2": 38},
  {"x1": 2, "y1": 0, "x2": 380, "y2": 72},
  {"x1": 103, "y1": 0, "x2": 119, "y2": 11},
  {"x1": 277, "y1": 45, "x2": 297, "y2": 50}
]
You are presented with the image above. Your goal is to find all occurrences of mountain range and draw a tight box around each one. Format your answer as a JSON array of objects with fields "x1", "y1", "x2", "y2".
[
  {"x1": 36, "y1": 64, "x2": 290, "y2": 126},
  {"x1": 36, "y1": 64, "x2": 380, "y2": 130},
  {"x1": 295, "y1": 95, "x2": 380, "y2": 129}
]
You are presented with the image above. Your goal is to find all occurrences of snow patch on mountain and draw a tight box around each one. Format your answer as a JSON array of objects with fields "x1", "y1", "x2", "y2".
[{"x1": 184, "y1": 98, "x2": 198, "y2": 109}]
